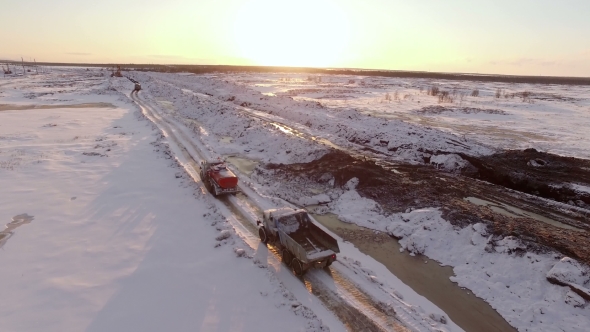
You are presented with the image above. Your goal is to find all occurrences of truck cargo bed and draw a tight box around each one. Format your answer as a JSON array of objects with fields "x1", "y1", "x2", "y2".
[{"x1": 277, "y1": 211, "x2": 339, "y2": 263}]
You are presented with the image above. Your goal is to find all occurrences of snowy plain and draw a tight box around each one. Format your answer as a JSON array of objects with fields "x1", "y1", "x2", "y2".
[
  {"x1": 0, "y1": 69, "x2": 339, "y2": 332},
  {"x1": 231, "y1": 73, "x2": 590, "y2": 160},
  {"x1": 3, "y1": 67, "x2": 589, "y2": 332},
  {"x1": 125, "y1": 70, "x2": 590, "y2": 332}
]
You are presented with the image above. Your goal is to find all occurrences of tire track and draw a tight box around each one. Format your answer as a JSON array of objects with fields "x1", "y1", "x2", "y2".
[{"x1": 129, "y1": 90, "x2": 414, "y2": 332}]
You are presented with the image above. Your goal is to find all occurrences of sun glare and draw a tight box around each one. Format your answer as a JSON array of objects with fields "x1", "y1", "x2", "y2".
[{"x1": 233, "y1": 0, "x2": 350, "y2": 67}]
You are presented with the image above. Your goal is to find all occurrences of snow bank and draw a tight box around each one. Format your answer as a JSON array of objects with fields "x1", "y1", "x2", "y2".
[
  {"x1": 0, "y1": 70, "x2": 333, "y2": 332},
  {"x1": 329, "y1": 189, "x2": 590, "y2": 332},
  {"x1": 547, "y1": 257, "x2": 590, "y2": 301},
  {"x1": 430, "y1": 153, "x2": 469, "y2": 172},
  {"x1": 137, "y1": 72, "x2": 495, "y2": 166}
]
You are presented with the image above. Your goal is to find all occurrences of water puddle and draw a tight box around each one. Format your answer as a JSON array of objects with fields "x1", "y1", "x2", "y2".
[
  {"x1": 225, "y1": 156, "x2": 259, "y2": 176},
  {"x1": 0, "y1": 103, "x2": 115, "y2": 112},
  {"x1": 271, "y1": 123, "x2": 306, "y2": 139},
  {"x1": 269, "y1": 122, "x2": 341, "y2": 150},
  {"x1": 0, "y1": 214, "x2": 34, "y2": 249},
  {"x1": 464, "y1": 197, "x2": 583, "y2": 231},
  {"x1": 220, "y1": 136, "x2": 233, "y2": 144},
  {"x1": 155, "y1": 100, "x2": 175, "y2": 111},
  {"x1": 308, "y1": 210, "x2": 516, "y2": 332}
]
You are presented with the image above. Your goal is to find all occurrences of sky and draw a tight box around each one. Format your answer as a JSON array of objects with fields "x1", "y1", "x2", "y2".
[{"x1": 2, "y1": 0, "x2": 590, "y2": 76}]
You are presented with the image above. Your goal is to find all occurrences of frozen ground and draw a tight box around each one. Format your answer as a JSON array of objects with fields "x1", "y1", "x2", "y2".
[
  {"x1": 0, "y1": 69, "x2": 337, "y2": 332},
  {"x1": 227, "y1": 73, "x2": 590, "y2": 160},
  {"x1": 122, "y1": 70, "x2": 590, "y2": 332},
  {"x1": 4, "y1": 67, "x2": 588, "y2": 332},
  {"x1": 328, "y1": 181, "x2": 589, "y2": 332}
]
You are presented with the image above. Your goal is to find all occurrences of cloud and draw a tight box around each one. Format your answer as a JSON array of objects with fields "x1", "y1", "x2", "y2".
[{"x1": 65, "y1": 52, "x2": 91, "y2": 56}]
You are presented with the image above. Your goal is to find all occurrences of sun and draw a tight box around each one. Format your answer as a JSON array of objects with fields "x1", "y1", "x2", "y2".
[{"x1": 232, "y1": 0, "x2": 350, "y2": 67}]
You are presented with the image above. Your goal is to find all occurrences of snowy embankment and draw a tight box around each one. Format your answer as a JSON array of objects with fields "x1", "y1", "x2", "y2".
[
  {"x1": 133, "y1": 72, "x2": 464, "y2": 331},
  {"x1": 143, "y1": 72, "x2": 494, "y2": 167},
  {"x1": 326, "y1": 178, "x2": 589, "y2": 332},
  {"x1": 136, "y1": 74, "x2": 327, "y2": 165},
  {"x1": 0, "y1": 69, "x2": 334, "y2": 332},
  {"x1": 129, "y1": 71, "x2": 590, "y2": 332},
  {"x1": 228, "y1": 73, "x2": 590, "y2": 161}
]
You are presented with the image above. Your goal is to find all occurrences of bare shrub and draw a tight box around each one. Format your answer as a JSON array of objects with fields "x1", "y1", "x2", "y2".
[
  {"x1": 394, "y1": 91, "x2": 399, "y2": 101},
  {"x1": 495, "y1": 89, "x2": 502, "y2": 99},
  {"x1": 384, "y1": 93, "x2": 392, "y2": 102},
  {"x1": 471, "y1": 89, "x2": 480, "y2": 97},
  {"x1": 459, "y1": 93, "x2": 466, "y2": 105},
  {"x1": 428, "y1": 86, "x2": 440, "y2": 96},
  {"x1": 438, "y1": 91, "x2": 454, "y2": 103}
]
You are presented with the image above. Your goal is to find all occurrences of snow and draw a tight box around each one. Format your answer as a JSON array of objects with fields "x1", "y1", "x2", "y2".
[
  {"x1": 0, "y1": 69, "x2": 335, "y2": 332},
  {"x1": 570, "y1": 183, "x2": 590, "y2": 195},
  {"x1": 136, "y1": 72, "x2": 495, "y2": 167},
  {"x1": 328, "y1": 189, "x2": 590, "y2": 332},
  {"x1": 298, "y1": 193, "x2": 332, "y2": 206},
  {"x1": 11, "y1": 68, "x2": 587, "y2": 331},
  {"x1": 221, "y1": 73, "x2": 590, "y2": 160},
  {"x1": 429, "y1": 153, "x2": 469, "y2": 172},
  {"x1": 547, "y1": 258, "x2": 590, "y2": 300},
  {"x1": 121, "y1": 70, "x2": 590, "y2": 332}
]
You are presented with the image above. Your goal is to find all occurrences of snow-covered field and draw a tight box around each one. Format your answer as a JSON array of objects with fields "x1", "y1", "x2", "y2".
[
  {"x1": 2, "y1": 67, "x2": 589, "y2": 332},
  {"x1": 229, "y1": 73, "x2": 590, "y2": 160},
  {"x1": 328, "y1": 182, "x2": 589, "y2": 332},
  {"x1": 124, "y1": 70, "x2": 589, "y2": 332},
  {"x1": 0, "y1": 69, "x2": 338, "y2": 332}
]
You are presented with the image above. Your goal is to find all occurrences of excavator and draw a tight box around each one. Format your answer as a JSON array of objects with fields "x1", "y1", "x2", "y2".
[{"x1": 111, "y1": 65, "x2": 123, "y2": 77}]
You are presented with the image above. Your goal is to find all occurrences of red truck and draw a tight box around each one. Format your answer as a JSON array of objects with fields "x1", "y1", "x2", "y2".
[{"x1": 199, "y1": 160, "x2": 239, "y2": 196}]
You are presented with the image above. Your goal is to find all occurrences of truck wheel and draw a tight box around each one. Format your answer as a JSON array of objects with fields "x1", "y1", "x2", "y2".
[
  {"x1": 282, "y1": 250, "x2": 292, "y2": 267},
  {"x1": 325, "y1": 260, "x2": 333, "y2": 268},
  {"x1": 207, "y1": 180, "x2": 217, "y2": 196},
  {"x1": 258, "y1": 227, "x2": 268, "y2": 244},
  {"x1": 292, "y1": 259, "x2": 305, "y2": 277}
]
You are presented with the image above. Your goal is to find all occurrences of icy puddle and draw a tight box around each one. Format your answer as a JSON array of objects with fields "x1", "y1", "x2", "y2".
[
  {"x1": 225, "y1": 156, "x2": 259, "y2": 176},
  {"x1": 155, "y1": 100, "x2": 175, "y2": 111},
  {"x1": 0, "y1": 103, "x2": 115, "y2": 111},
  {"x1": 464, "y1": 197, "x2": 584, "y2": 231},
  {"x1": 219, "y1": 136, "x2": 233, "y2": 144},
  {"x1": 309, "y1": 211, "x2": 516, "y2": 332},
  {"x1": 0, "y1": 214, "x2": 34, "y2": 249}
]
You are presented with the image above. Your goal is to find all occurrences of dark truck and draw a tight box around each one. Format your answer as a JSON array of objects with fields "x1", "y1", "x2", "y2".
[{"x1": 257, "y1": 207, "x2": 340, "y2": 276}]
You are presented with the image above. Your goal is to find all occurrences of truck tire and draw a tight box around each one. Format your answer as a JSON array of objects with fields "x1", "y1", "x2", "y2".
[
  {"x1": 282, "y1": 250, "x2": 292, "y2": 267},
  {"x1": 292, "y1": 258, "x2": 305, "y2": 277},
  {"x1": 258, "y1": 227, "x2": 268, "y2": 244},
  {"x1": 207, "y1": 180, "x2": 217, "y2": 196}
]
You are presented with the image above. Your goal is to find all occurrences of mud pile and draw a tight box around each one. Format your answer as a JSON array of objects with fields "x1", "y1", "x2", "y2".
[
  {"x1": 460, "y1": 149, "x2": 590, "y2": 208},
  {"x1": 264, "y1": 151, "x2": 590, "y2": 265}
]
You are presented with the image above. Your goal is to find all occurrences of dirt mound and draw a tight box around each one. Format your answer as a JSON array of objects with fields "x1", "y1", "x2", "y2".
[
  {"x1": 264, "y1": 150, "x2": 590, "y2": 265},
  {"x1": 459, "y1": 149, "x2": 590, "y2": 208}
]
